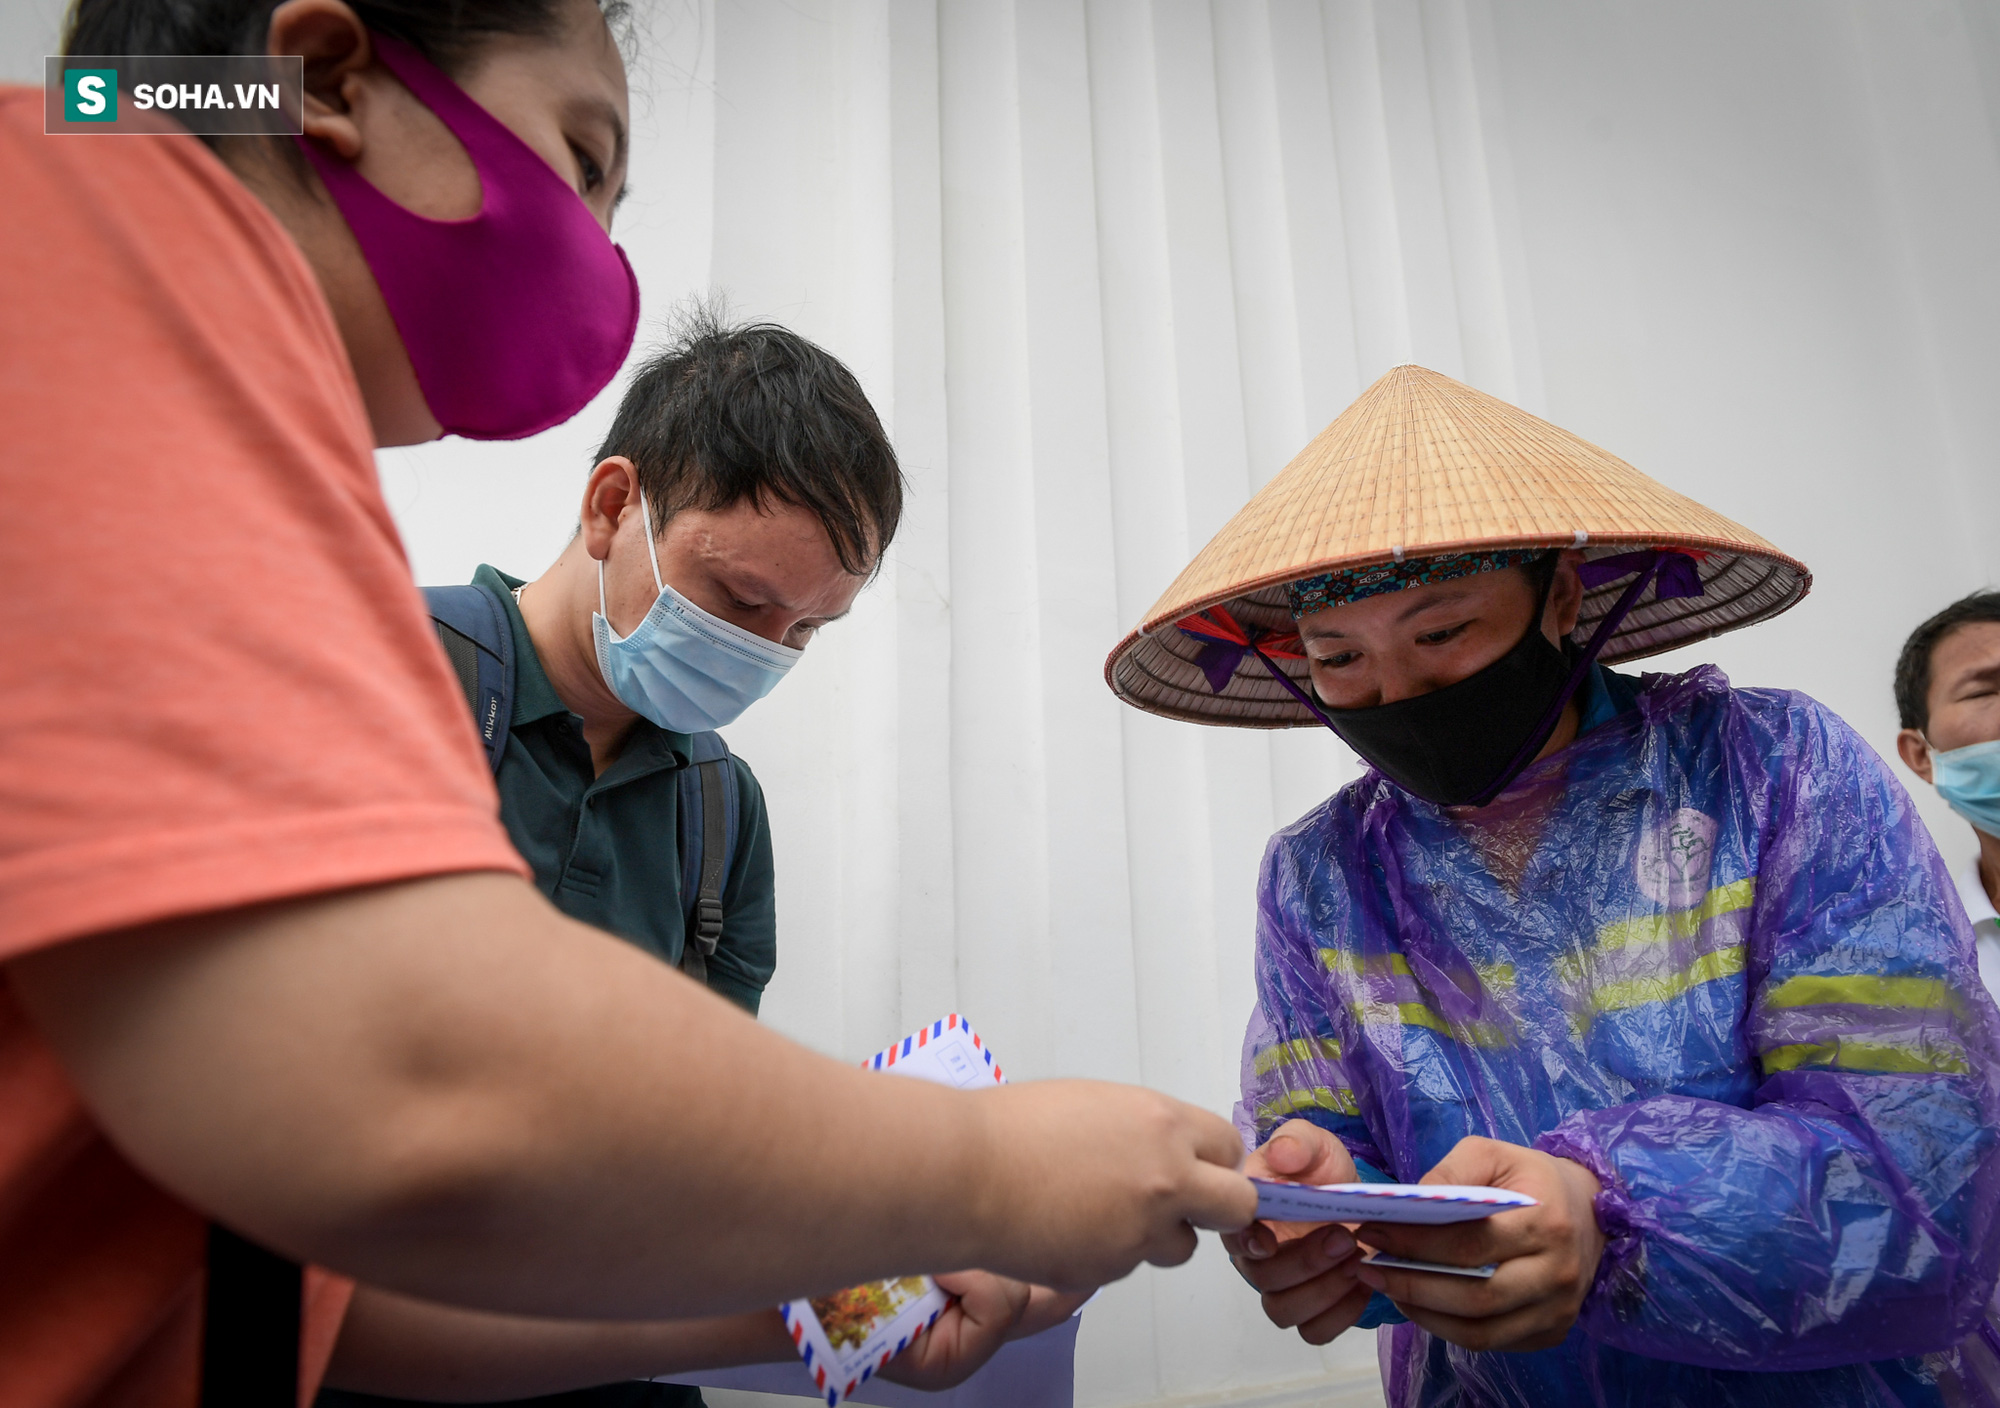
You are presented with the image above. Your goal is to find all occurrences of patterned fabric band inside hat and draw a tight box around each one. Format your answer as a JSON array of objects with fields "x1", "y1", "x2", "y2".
[{"x1": 1286, "y1": 548, "x2": 1551, "y2": 619}]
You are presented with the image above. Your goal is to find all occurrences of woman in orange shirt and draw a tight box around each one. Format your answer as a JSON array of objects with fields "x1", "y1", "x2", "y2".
[{"x1": 0, "y1": 3, "x2": 1257, "y2": 1407}]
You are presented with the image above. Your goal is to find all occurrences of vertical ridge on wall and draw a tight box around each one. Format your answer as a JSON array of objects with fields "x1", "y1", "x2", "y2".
[
  {"x1": 1417, "y1": 0, "x2": 1517, "y2": 399},
  {"x1": 1012, "y1": 2, "x2": 1148, "y2": 1093},
  {"x1": 937, "y1": 0, "x2": 1062, "y2": 1075},
  {"x1": 1460, "y1": 0, "x2": 1547, "y2": 414},
  {"x1": 1085, "y1": 3, "x2": 1223, "y2": 1401},
  {"x1": 886, "y1": 0, "x2": 961, "y2": 1037}
]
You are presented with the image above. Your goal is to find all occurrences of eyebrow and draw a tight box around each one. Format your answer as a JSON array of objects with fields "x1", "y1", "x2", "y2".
[
  {"x1": 720, "y1": 567, "x2": 851, "y2": 625},
  {"x1": 1947, "y1": 660, "x2": 2000, "y2": 692},
  {"x1": 1299, "y1": 587, "x2": 1477, "y2": 640}
]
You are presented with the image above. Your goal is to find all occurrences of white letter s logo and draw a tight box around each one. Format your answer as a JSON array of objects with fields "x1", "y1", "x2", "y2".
[{"x1": 75, "y1": 75, "x2": 106, "y2": 116}]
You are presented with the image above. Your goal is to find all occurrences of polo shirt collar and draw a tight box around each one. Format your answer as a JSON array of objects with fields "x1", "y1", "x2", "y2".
[
  {"x1": 473, "y1": 564, "x2": 569, "y2": 727},
  {"x1": 470, "y1": 563, "x2": 698, "y2": 770}
]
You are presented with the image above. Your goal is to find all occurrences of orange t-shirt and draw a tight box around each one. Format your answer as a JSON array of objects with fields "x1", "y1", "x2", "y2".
[{"x1": 0, "y1": 90, "x2": 530, "y2": 1406}]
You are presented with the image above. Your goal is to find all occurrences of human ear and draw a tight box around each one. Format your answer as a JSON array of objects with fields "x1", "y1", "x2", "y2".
[
  {"x1": 269, "y1": 0, "x2": 373, "y2": 162},
  {"x1": 1897, "y1": 729, "x2": 1936, "y2": 784},
  {"x1": 1544, "y1": 551, "x2": 1586, "y2": 643},
  {"x1": 579, "y1": 458, "x2": 639, "y2": 561}
]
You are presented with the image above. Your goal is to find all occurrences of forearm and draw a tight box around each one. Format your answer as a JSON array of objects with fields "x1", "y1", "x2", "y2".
[
  {"x1": 1543, "y1": 1083, "x2": 1999, "y2": 1367},
  {"x1": 323, "y1": 1284, "x2": 791, "y2": 1402},
  {"x1": 8, "y1": 873, "x2": 1000, "y2": 1318}
]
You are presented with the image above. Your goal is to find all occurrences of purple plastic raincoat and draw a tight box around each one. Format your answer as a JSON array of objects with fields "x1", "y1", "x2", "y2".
[{"x1": 1237, "y1": 666, "x2": 2000, "y2": 1406}]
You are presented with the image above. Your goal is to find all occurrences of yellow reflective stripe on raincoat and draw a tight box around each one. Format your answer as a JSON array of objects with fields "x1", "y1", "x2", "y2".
[
  {"x1": 1561, "y1": 878, "x2": 1757, "y2": 1028},
  {"x1": 1384, "y1": 1002, "x2": 1510, "y2": 1048},
  {"x1": 1763, "y1": 1039, "x2": 1971, "y2": 1077},
  {"x1": 1591, "y1": 944, "x2": 1748, "y2": 1016},
  {"x1": 1252, "y1": 1035, "x2": 1343, "y2": 1076},
  {"x1": 1256, "y1": 1085, "x2": 1360, "y2": 1122},
  {"x1": 1594, "y1": 876, "x2": 1756, "y2": 955},
  {"x1": 1318, "y1": 950, "x2": 1514, "y2": 1047},
  {"x1": 1764, "y1": 974, "x2": 1963, "y2": 1015},
  {"x1": 1320, "y1": 949, "x2": 1414, "y2": 980},
  {"x1": 1558, "y1": 878, "x2": 1757, "y2": 984},
  {"x1": 1758, "y1": 974, "x2": 1973, "y2": 1075},
  {"x1": 1319, "y1": 949, "x2": 1515, "y2": 995},
  {"x1": 1343, "y1": 999, "x2": 1512, "y2": 1049}
]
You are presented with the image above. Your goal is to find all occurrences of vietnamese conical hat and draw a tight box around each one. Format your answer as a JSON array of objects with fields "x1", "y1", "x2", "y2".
[{"x1": 1105, "y1": 364, "x2": 1810, "y2": 728}]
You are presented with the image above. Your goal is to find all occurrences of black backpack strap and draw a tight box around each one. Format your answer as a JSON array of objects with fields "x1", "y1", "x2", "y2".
[
  {"x1": 676, "y1": 731, "x2": 738, "y2": 984},
  {"x1": 423, "y1": 584, "x2": 516, "y2": 774},
  {"x1": 201, "y1": 1224, "x2": 300, "y2": 1408}
]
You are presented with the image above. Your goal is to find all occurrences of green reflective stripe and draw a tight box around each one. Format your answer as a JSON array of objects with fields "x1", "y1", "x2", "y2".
[
  {"x1": 1590, "y1": 944, "x2": 1747, "y2": 1016},
  {"x1": 1763, "y1": 1039, "x2": 1970, "y2": 1077},
  {"x1": 1564, "y1": 877, "x2": 1757, "y2": 981},
  {"x1": 1252, "y1": 1035, "x2": 1343, "y2": 1076},
  {"x1": 1764, "y1": 974, "x2": 1961, "y2": 1014},
  {"x1": 1257, "y1": 1086, "x2": 1360, "y2": 1122}
]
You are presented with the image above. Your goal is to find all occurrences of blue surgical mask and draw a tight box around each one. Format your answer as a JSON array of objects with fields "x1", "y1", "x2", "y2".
[
  {"x1": 592, "y1": 495, "x2": 802, "y2": 732},
  {"x1": 1931, "y1": 738, "x2": 2000, "y2": 840}
]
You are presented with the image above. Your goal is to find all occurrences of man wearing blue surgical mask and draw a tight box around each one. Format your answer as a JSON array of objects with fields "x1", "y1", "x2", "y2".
[
  {"x1": 1896, "y1": 590, "x2": 2000, "y2": 1002},
  {"x1": 428, "y1": 313, "x2": 884, "y2": 1017}
]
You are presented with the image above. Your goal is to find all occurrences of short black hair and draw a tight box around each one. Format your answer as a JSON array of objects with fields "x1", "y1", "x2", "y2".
[
  {"x1": 66, "y1": 0, "x2": 613, "y2": 72},
  {"x1": 597, "y1": 310, "x2": 904, "y2": 577},
  {"x1": 65, "y1": 0, "x2": 627, "y2": 152},
  {"x1": 1895, "y1": 590, "x2": 2000, "y2": 731}
]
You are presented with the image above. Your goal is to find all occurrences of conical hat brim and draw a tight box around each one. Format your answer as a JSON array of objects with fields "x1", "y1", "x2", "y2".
[{"x1": 1105, "y1": 365, "x2": 1810, "y2": 728}]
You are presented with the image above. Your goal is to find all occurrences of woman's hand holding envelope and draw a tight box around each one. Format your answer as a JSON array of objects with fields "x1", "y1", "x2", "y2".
[
  {"x1": 1353, "y1": 1136, "x2": 1604, "y2": 1352},
  {"x1": 1222, "y1": 1119, "x2": 1372, "y2": 1345}
]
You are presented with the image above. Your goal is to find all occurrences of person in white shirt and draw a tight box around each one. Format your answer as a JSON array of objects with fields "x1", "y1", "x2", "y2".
[{"x1": 1896, "y1": 590, "x2": 2000, "y2": 998}]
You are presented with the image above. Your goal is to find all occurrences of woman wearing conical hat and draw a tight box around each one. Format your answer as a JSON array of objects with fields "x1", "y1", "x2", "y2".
[{"x1": 1106, "y1": 367, "x2": 2000, "y2": 1406}]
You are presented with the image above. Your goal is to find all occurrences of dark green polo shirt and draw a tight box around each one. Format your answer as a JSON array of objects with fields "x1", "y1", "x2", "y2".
[
  {"x1": 317, "y1": 569, "x2": 776, "y2": 1408},
  {"x1": 474, "y1": 565, "x2": 777, "y2": 1014}
]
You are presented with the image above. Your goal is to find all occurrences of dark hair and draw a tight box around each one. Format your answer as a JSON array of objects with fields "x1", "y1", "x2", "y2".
[
  {"x1": 596, "y1": 310, "x2": 905, "y2": 577},
  {"x1": 65, "y1": 0, "x2": 611, "y2": 67},
  {"x1": 1895, "y1": 590, "x2": 2000, "y2": 731},
  {"x1": 65, "y1": 1, "x2": 625, "y2": 114}
]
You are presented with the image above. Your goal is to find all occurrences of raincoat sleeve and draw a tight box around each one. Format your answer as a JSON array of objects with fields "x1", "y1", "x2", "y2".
[
  {"x1": 1236, "y1": 827, "x2": 1384, "y2": 1170},
  {"x1": 1537, "y1": 694, "x2": 2000, "y2": 1370},
  {"x1": 1237, "y1": 828, "x2": 1409, "y2": 1332}
]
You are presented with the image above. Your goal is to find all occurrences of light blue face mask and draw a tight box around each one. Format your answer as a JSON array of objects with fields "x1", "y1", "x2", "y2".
[
  {"x1": 593, "y1": 495, "x2": 803, "y2": 732},
  {"x1": 1932, "y1": 737, "x2": 2000, "y2": 840}
]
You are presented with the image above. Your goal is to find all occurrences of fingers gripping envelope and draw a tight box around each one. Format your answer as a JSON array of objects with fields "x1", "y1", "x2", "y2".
[
  {"x1": 1251, "y1": 1180, "x2": 1538, "y2": 1279},
  {"x1": 782, "y1": 1015, "x2": 1006, "y2": 1406}
]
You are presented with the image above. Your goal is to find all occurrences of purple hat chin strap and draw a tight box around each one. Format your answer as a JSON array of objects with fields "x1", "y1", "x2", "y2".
[{"x1": 1248, "y1": 549, "x2": 1701, "y2": 806}]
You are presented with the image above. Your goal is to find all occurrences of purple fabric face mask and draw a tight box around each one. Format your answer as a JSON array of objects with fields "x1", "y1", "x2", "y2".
[{"x1": 296, "y1": 33, "x2": 639, "y2": 440}]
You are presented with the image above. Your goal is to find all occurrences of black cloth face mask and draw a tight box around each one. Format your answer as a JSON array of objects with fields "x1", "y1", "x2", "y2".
[
  {"x1": 1238, "y1": 550, "x2": 1699, "y2": 809},
  {"x1": 1319, "y1": 572, "x2": 1573, "y2": 807}
]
